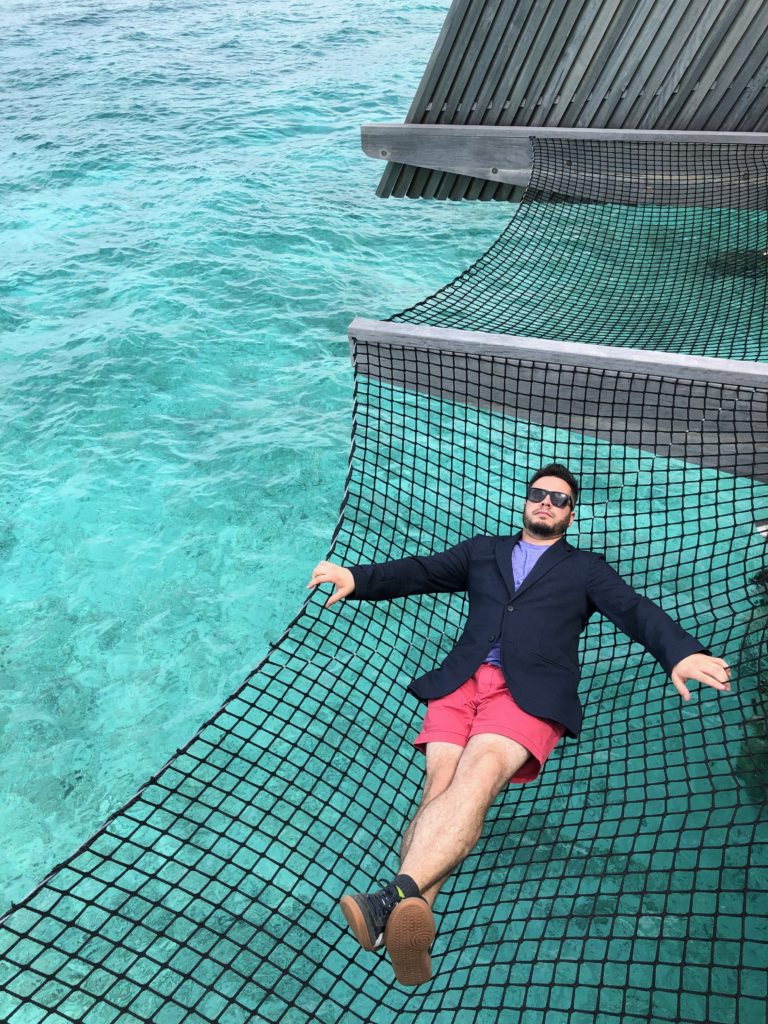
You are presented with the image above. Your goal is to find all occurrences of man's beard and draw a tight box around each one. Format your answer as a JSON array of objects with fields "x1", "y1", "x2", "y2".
[{"x1": 523, "y1": 509, "x2": 569, "y2": 539}]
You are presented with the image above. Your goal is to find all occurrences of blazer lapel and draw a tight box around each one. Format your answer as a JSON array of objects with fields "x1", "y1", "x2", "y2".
[
  {"x1": 495, "y1": 534, "x2": 573, "y2": 599},
  {"x1": 495, "y1": 533, "x2": 520, "y2": 598}
]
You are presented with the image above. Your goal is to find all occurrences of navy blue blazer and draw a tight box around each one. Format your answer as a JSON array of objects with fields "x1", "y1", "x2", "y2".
[{"x1": 349, "y1": 533, "x2": 706, "y2": 739}]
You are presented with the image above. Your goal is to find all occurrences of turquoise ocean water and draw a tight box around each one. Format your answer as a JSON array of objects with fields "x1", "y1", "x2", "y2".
[{"x1": 0, "y1": 0, "x2": 510, "y2": 909}]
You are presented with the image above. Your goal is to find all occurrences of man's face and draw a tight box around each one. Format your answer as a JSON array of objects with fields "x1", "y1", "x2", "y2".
[{"x1": 523, "y1": 475, "x2": 575, "y2": 539}]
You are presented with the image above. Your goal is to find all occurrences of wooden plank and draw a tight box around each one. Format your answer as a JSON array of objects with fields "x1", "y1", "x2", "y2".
[
  {"x1": 363, "y1": 124, "x2": 768, "y2": 200},
  {"x1": 461, "y1": 0, "x2": 534, "y2": 198},
  {"x1": 695, "y1": 14, "x2": 768, "y2": 130},
  {"x1": 735, "y1": 86, "x2": 768, "y2": 134},
  {"x1": 403, "y1": 0, "x2": 474, "y2": 121},
  {"x1": 348, "y1": 318, "x2": 768, "y2": 389},
  {"x1": 376, "y1": 1, "x2": 480, "y2": 200},
  {"x1": 553, "y1": 0, "x2": 634, "y2": 127},
  {"x1": 596, "y1": 0, "x2": 698, "y2": 126},
  {"x1": 515, "y1": 0, "x2": 593, "y2": 126},
  {"x1": 365, "y1": 123, "x2": 534, "y2": 185},
  {"x1": 654, "y1": 1, "x2": 758, "y2": 128},
  {"x1": 348, "y1": 320, "x2": 768, "y2": 483},
  {"x1": 487, "y1": 0, "x2": 560, "y2": 127},
  {"x1": 571, "y1": 0, "x2": 659, "y2": 127},
  {"x1": 626, "y1": 0, "x2": 730, "y2": 127},
  {"x1": 417, "y1": 0, "x2": 488, "y2": 124},
  {"x1": 364, "y1": 123, "x2": 768, "y2": 154},
  {"x1": 532, "y1": 0, "x2": 619, "y2": 128},
  {"x1": 468, "y1": 0, "x2": 547, "y2": 127},
  {"x1": 446, "y1": 0, "x2": 513, "y2": 126}
]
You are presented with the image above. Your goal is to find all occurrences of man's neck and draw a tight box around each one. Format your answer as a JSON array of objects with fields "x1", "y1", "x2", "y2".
[{"x1": 520, "y1": 530, "x2": 564, "y2": 547}]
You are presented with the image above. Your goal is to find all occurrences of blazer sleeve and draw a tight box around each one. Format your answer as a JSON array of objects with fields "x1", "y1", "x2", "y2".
[
  {"x1": 348, "y1": 537, "x2": 475, "y2": 603},
  {"x1": 586, "y1": 555, "x2": 708, "y2": 674}
]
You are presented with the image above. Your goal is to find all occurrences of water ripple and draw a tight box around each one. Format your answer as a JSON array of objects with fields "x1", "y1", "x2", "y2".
[{"x1": 0, "y1": 0, "x2": 509, "y2": 908}]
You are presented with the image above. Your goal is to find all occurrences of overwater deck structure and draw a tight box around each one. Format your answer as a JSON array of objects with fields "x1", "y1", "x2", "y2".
[
  {"x1": 371, "y1": 0, "x2": 768, "y2": 201},
  {"x1": 0, "y1": 3, "x2": 766, "y2": 1024}
]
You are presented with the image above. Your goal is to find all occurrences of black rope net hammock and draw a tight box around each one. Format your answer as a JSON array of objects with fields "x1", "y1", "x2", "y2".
[{"x1": 2, "y1": 140, "x2": 767, "y2": 1024}]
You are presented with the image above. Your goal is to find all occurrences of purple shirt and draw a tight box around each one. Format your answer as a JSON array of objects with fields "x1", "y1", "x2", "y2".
[{"x1": 484, "y1": 540, "x2": 550, "y2": 668}]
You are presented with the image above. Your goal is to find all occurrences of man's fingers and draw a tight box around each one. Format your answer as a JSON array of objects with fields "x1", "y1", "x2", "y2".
[
  {"x1": 308, "y1": 561, "x2": 333, "y2": 587},
  {"x1": 692, "y1": 666, "x2": 731, "y2": 689},
  {"x1": 672, "y1": 671, "x2": 731, "y2": 698},
  {"x1": 709, "y1": 661, "x2": 731, "y2": 681},
  {"x1": 672, "y1": 679, "x2": 691, "y2": 701},
  {"x1": 308, "y1": 569, "x2": 335, "y2": 589},
  {"x1": 672, "y1": 654, "x2": 733, "y2": 696}
]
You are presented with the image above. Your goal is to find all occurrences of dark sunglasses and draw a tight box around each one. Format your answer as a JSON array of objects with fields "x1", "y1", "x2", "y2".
[{"x1": 526, "y1": 486, "x2": 574, "y2": 509}]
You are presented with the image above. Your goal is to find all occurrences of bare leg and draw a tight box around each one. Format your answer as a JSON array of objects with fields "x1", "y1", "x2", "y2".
[
  {"x1": 399, "y1": 734, "x2": 531, "y2": 895},
  {"x1": 399, "y1": 742, "x2": 463, "y2": 906}
]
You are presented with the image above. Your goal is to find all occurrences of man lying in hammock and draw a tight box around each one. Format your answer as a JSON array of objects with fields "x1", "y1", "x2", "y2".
[{"x1": 307, "y1": 462, "x2": 731, "y2": 987}]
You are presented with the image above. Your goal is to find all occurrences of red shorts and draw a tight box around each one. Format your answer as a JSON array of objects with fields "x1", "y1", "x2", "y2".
[{"x1": 413, "y1": 663, "x2": 565, "y2": 784}]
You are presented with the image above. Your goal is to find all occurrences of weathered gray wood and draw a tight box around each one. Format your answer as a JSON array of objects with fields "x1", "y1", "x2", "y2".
[
  {"x1": 365, "y1": 123, "x2": 768, "y2": 156},
  {"x1": 517, "y1": 0, "x2": 595, "y2": 127},
  {"x1": 460, "y1": 0, "x2": 537, "y2": 200},
  {"x1": 469, "y1": 0, "x2": 553, "y2": 129},
  {"x1": 564, "y1": 0, "x2": 640, "y2": 126},
  {"x1": 439, "y1": 0, "x2": 509, "y2": 125},
  {"x1": 673, "y1": 3, "x2": 768, "y2": 129},
  {"x1": 348, "y1": 319, "x2": 768, "y2": 483},
  {"x1": 626, "y1": 0, "x2": 730, "y2": 127},
  {"x1": 700, "y1": 18, "x2": 768, "y2": 130},
  {"x1": 363, "y1": 123, "x2": 768, "y2": 200},
  {"x1": 594, "y1": 0, "x2": 696, "y2": 127},
  {"x1": 488, "y1": 0, "x2": 557, "y2": 126},
  {"x1": 348, "y1": 318, "x2": 768, "y2": 389},
  {"x1": 403, "y1": 0, "x2": 472, "y2": 122},
  {"x1": 413, "y1": 0, "x2": 497, "y2": 202},
  {"x1": 378, "y1": 0, "x2": 478, "y2": 200},
  {"x1": 373, "y1": 0, "x2": 768, "y2": 201},
  {"x1": 535, "y1": 0, "x2": 620, "y2": 128}
]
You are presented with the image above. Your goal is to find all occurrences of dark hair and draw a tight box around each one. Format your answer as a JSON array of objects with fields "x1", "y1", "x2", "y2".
[{"x1": 528, "y1": 463, "x2": 579, "y2": 505}]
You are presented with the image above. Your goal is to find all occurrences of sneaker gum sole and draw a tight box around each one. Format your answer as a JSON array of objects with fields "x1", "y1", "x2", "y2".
[
  {"x1": 339, "y1": 895, "x2": 379, "y2": 952},
  {"x1": 384, "y1": 897, "x2": 436, "y2": 986}
]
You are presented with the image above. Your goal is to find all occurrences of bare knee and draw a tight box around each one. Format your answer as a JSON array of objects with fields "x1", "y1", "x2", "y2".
[
  {"x1": 422, "y1": 764, "x2": 456, "y2": 805},
  {"x1": 451, "y1": 735, "x2": 530, "y2": 801},
  {"x1": 421, "y1": 743, "x2": 463, "y2": 805}
]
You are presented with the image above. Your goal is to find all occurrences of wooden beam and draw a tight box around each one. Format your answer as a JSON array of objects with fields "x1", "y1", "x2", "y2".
[
  {"x1": 362, "y1": 123, "x2": 768, "y2": 189},
  {"x1": 348, "y1": 318, "x2": 768, "y2": 483},
  {"x1": 348, "y1": 317, "x2": 768, "y2": 389}
]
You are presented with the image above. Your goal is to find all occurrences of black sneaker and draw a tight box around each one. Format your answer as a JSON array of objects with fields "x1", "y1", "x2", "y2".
[{"x1": 339, "y1": 886, "x2": 400, "y2": 951}]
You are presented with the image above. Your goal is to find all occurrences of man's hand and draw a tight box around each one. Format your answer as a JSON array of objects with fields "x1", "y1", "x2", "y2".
[
  {"x1": 307, "y1": 560, "x2": 356, "y2": 608},
  {"x1": 670, "y1": 653, "x2": 731, "y2": 701}
]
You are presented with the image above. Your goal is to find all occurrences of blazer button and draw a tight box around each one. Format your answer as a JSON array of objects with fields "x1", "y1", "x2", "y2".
[{"x1": 507, "y1": 604, "x2": 514, "y2": 612}]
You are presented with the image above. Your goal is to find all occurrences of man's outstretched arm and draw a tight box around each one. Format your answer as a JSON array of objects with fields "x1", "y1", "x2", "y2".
[
  {"x1": 586, "y1": 555, "x2": 731, "y2": 700},
  {"x1": 308, "y1": 537, "x2": 475, "y2": 609}
]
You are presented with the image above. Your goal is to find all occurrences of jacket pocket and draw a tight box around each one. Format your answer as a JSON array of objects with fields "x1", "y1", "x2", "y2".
[
  {"x1": 536, "y1": 652, "x2": 577, "y2": 672},
  {"x1": 536, "y1": 655, "x2": 573, "y2": 671}
]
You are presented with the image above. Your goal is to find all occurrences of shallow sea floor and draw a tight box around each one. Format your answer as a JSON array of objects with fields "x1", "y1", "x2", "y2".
[{"x1": 0, "y1": 0, "x2": 510, "y2": 907}]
